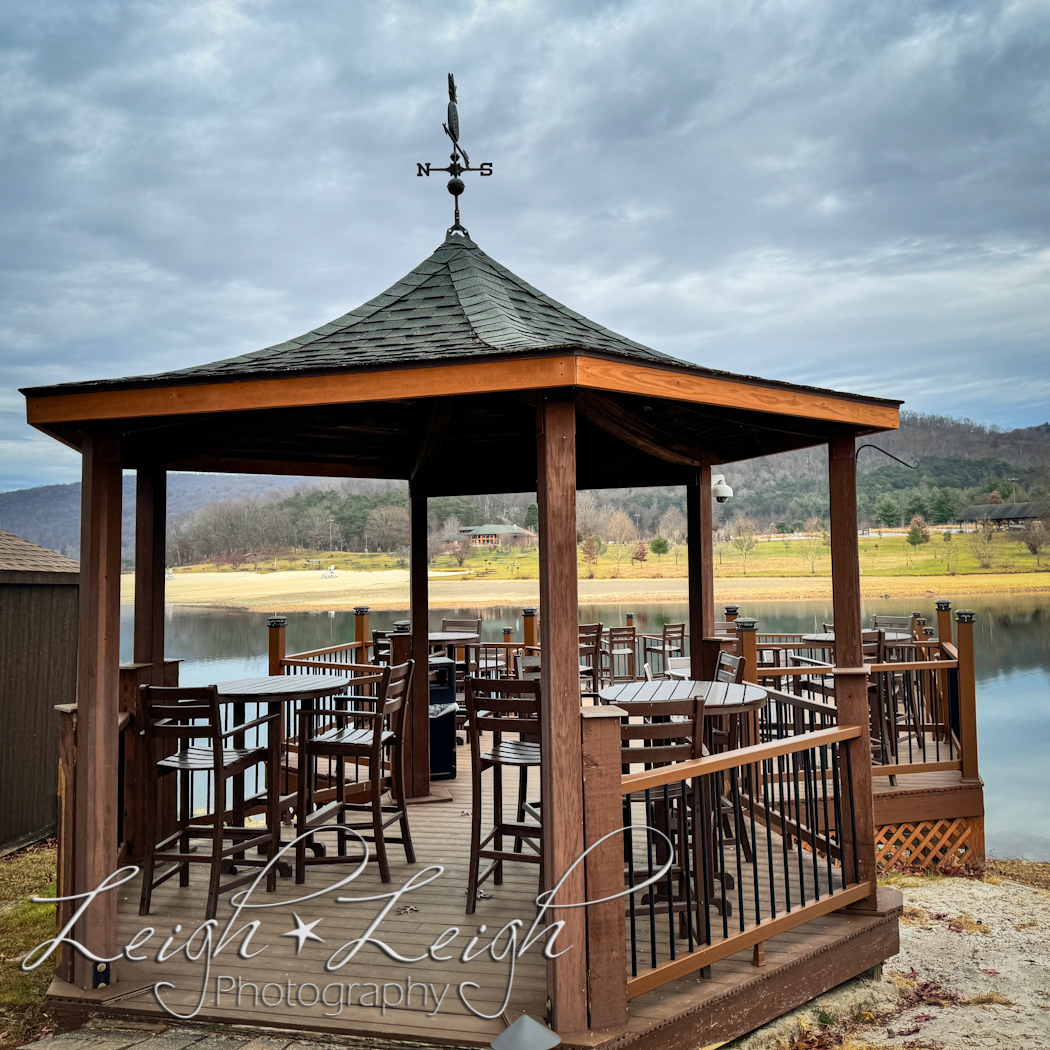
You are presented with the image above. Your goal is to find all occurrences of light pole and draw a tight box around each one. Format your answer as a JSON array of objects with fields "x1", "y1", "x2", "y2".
[{"x1": 328, "y1": 518, "x2": 335, "y2": 551}]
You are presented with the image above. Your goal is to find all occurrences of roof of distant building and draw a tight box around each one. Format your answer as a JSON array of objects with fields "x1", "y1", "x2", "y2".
[
  {"x1": 0, "y1": 529, "x2": 79, "y2": 573},
  {"x1": 957, "y1": 501, "x2": 1050, "y2": 522},
  {"x1": 459, "y1": 524, "x2": 538, "y2": 536}
]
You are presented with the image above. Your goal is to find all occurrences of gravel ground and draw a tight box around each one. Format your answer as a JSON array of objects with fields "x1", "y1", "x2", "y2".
[{"x1": 728, "y1": 871, "x2": 1050, "y2": 1050}]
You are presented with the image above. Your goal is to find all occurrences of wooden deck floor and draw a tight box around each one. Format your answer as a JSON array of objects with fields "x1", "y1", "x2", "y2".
[{"x1": 49, "y1": 748, "x2": 900, "y2": 1049}]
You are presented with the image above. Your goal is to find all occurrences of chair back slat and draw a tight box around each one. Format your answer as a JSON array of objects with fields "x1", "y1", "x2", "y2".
[
  {"x1": 442, "y1": 618, "x2": 481, "y2": 635},
  {"x1": 515, "y1": 654, "x2": 542, "y2": 681},
  {"x1": 714, "y1": 651, "x2": 745, "y2": 684},
  {"x1": 615, "y1": 695, "x2": 705, "y2": 768},
  {"x1": 464, "y1": 678, "x2": 541, "y2": 741},
  {"x1": 872, "y1": 614, "x2": 912, "y2": 631}
]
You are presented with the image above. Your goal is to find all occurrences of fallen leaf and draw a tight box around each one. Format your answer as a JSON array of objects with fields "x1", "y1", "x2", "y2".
[
  {"x1": 899, "y1": 1025, "x2": 922, "y2": 1036},
  {"x1": 395, "y1": 905, "x2": 419, "y2": 916},
  {"x1": 982, "y1": 969, "x2": 1000, "y2": 975},
  {"x1": 913, "y1": 1015, "x2": 934, "y2": 1022}
]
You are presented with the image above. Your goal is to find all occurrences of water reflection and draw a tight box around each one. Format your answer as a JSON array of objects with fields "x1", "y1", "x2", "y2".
[{"x1": 119, "y1": 594, "x2": 1050, "y2": 860}]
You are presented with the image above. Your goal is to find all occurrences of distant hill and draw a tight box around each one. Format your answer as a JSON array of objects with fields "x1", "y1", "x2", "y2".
[
  {"x1": 0, "y1": 473, "x2": 331, "y2": 559},
  {"x1": 1, "y1": 413, "x2": 1048, "y2": 558}
]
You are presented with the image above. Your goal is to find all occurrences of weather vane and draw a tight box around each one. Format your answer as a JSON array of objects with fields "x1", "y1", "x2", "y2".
[{"x1": 417, "y1": 73, "x2": 492, "y2": 235}]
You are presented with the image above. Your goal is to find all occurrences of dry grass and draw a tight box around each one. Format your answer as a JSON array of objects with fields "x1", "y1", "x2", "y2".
[
  {"x1": 986, "y1": 858, "x2": 1050, "y2": 891},
  {"x1": 0, "y1": 839, "x2": 58, "y2": 1049},
  {"x1": 963, "y1": 991, "x2": 1015, "y2": 1006}
]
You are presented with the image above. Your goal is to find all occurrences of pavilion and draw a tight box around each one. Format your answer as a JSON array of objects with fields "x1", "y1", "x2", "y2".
[{"x1": 23, "y1": 225, "x2": 902, "y2": 1038}]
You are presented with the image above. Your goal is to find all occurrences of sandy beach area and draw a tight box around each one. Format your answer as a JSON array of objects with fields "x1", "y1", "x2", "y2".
[{"x1": 121, "y1": 569, "x2": 1050, "y2": 611}]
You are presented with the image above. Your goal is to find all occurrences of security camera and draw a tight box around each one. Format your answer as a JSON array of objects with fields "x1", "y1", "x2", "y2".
[{"x1": 712, "y1": 474, "x2": 733, "y2": 504}]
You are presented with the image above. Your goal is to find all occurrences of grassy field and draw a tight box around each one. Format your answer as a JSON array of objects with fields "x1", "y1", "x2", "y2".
[
  {"x1": 168, "y1": 530, "x2": 1049, "y2": 581},
  {"x1": 0, "y1": 841, "x2": 56, "y2": 1048}
]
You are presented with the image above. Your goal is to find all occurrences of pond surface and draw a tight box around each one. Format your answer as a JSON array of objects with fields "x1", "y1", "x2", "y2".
[{"x1": 120, "y1": 594, "x2": 1050, "y2": 860}]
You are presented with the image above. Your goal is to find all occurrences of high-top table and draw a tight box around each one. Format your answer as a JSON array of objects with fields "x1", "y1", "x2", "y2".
[{"x1": 598, "y1": 678, "x2": 766, "y2": 715}]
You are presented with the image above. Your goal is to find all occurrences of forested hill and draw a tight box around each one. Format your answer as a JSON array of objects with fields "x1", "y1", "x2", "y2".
[{"x1": 0, "y1": 412, "x2": 1047, "y2": 560}]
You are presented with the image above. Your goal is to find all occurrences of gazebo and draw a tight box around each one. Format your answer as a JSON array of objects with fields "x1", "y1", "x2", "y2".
[{"x1": 23, "y1": 226, "x2": 902, "y2": 1041}]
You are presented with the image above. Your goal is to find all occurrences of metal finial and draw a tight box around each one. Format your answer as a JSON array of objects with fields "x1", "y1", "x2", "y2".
[{"x1": 416, "y1": 73, "x2": 493, "y2": 236}]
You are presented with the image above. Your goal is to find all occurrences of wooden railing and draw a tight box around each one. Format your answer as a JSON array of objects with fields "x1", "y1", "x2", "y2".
[{"x1": 580, "y1": 711, "x2": 871, "y2": 1014}]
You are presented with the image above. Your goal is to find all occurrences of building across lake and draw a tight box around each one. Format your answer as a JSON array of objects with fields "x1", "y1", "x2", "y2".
[{"x1": 458, "y1": 523, "x2": 538, "y2": 548}]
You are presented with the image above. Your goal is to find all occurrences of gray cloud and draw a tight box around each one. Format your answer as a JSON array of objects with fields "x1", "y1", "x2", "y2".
[{"x1": 2, "y1": 0, "x2": 1048, "y2": 489}]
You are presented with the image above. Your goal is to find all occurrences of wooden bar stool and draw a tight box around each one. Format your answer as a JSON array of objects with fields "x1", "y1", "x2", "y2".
[
  {"x1": 295, "y1": 660, "x2": 415, "y2": 884},
  {"x1": 138, "y1": 684, "x2": 282, "y2": 920},
  {"x1": 463, "y1": 677, "x2": 542, "y2": 913}
]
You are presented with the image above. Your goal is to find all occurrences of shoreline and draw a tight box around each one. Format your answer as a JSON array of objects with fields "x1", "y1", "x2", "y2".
[{"x1": 120, "y1": 569, "x2": 1050, "y2": 611}]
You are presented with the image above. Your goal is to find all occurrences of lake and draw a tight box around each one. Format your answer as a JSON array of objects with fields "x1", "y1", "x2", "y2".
[{"x1": 119, "y1": 594, "x2": 1050, "y2": 860}]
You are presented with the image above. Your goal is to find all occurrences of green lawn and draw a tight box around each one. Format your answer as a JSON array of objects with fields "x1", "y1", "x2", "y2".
[
  {"x1": 0, "y1": 840, "x2": 57, "y2": 1047},
  {"x1": 168, "y1": 530, "x2": 1048, "y2": 580}
]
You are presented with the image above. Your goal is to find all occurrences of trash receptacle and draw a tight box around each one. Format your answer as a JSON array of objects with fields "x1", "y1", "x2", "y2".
[{"x1": 429, "y1": 702, "x2": 459, "y2": 780}]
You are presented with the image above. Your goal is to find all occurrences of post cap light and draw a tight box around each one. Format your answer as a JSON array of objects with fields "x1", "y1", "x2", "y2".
[
  {"x1": 267, "y1": 617, "x2": 286, "y2": 628},
  {"x1": 956, "y1": 610, "x2": 976, "y2": 624},
  {"x1": 735, "y1": 617, "x2": 758, "y2": 632},
  {"x1": 935, "y1": 600, "x2": 952, "y2": 611},
  {"x1": 353, "y1": 606, "x2": 370, "y2": 615},
  {"x1": 393, "y1": 620, "x2": 411, "y2": 632},
  {"x1": 490, "y1": 1014, "x2": 561, "y2": 1050}
]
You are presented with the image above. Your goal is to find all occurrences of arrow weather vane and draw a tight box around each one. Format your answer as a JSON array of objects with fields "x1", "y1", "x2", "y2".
[{"x1": 417, "y1": 73, "x2": 492, "y2": 235}]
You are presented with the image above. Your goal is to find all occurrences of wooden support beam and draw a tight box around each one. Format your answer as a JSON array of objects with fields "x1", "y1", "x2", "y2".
[
  {"x1": 133, "y1": 468, "x2": 166, "y2": 684},
  {"x1": 268, "y1": 617, "x2": 286, "y2": 676},
  {"x1": 408, "y1": 490, "x2": 431, "y2": 799},
  {"x1": 354, "y1": 605, "x2": 370, "y2": 659},
  {"x1": 580, "y1": 706, "x2": 628, "y2": 1029},
  {"x1": 828, "y1": 436, "x2": 878, "y2": 907},
  {"x1": 73, "y1": 427, "x2": 122, "y2": 989},
  {"x1": 687, "y1": 464, "x2": 715, "y2": 677},
  {"x1": 955, "y1": 610, "x2": 979, "y2": 781},
  {"x1": 536, "y1": 396, "x2": 588, "y2": 1034}
]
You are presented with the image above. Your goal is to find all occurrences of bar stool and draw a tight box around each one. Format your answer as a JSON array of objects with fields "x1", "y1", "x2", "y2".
[
  {"x1": 295, "y1": 660, "x2": 415, "y2": 884},
  {"x1": 138, "y1": 685, "x2": 282, "y2": 920},
  {"x1": 463, "y1": 677, "x2": 542, "y2": 913}
]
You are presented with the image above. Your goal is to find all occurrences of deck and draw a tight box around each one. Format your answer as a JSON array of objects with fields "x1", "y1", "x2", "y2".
[{"x1": 49, "y1": 753, "x2": 901, "y2": 1049}]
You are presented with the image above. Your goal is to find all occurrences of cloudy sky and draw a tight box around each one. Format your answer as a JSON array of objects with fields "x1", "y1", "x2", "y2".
[{"x1": 2, "y1": 0, "x2": 1049, "y2": 491}]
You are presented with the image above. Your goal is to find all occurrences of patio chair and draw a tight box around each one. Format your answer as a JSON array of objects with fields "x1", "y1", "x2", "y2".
[
  {"x1": 463, "y1": 677, "x2": 543, "y2": 913},
  {"x1": 578, "y1": 623, "x2": 603, "y2": 699},
  {"x1": 138, "y1": 684, "x2": 281, "y2": 920},
  {"x1": 643, "y1": 623, "x2": 686, "y2": 673},
  {"x1": 295, "y1": 660, "x2": 415, "y2": 884},
  {"x1": 616, "y1": 695, "x2": 709, "y2": 935},
  {"x1": 603, "y1": 625, "x2": 638, "y2": 683}
]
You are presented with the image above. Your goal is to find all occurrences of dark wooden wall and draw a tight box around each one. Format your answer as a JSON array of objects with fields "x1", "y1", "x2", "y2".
[{"x1": 0, "y1": 572, "x2": 79, "y2": 851}]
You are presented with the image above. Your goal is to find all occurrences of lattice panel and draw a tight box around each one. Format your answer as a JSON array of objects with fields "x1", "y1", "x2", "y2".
[{"x1": 875, "y1": 817, "x2": 980, "y2": 872}]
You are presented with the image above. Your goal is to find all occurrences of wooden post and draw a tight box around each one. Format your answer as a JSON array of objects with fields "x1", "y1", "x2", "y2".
[
  {"x1": 735, "y1": 618, "x2": 758, "y2": 683},
  {"x1": 537, "y1": 396, "x2": 588, "y2": 1034},
  {"x1": 268, "y1": 617, "x2": 287, "y2": 676},
  {"x1": 523, "y1": 606, "x2": 538, "y2": 648},
  {"x1": 956, "y1": 611, "x2": 979, "y2": 781},
  {"x1": 133, "y1": 468, "x2": 166, "y2": 686},
  {"x1": 935, "y1": 600, "x2": 952, "y2": 647},
  {"x1": 73, "y1": 426, "x2": 122, "y2": 989},
  {"x1": 580, "y1": 706, "x2": 628, "y2": 1029},
  {"x1": 119, "y1": 663, "x2": 152, "y2": 863},
  {"x1": 828, "y1": 435, "x2": 877, "y2": 906},
  {"x1": 687, "y1": 464, "x2": 715, "y2": 678},
  {"x1": 354, "y1": 606, "x2": 370, "y2": 659},
  {"x1": 54, "y1": 704, "x2": 77, "y2": 984},
  {"x1": 625, "y1": 612, "x2": 636, "y2": 678},
  {"x1": 409, "y1": 491, "x2": 431, "y2": 800}
]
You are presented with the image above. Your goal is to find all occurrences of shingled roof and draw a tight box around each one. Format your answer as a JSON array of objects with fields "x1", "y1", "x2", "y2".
[
  {"x1": 0, "y1": 529, "x2": 79, "y2": 574},
  {"x1": 53, "y1": 232, "x2": 680, "y2": 391}
]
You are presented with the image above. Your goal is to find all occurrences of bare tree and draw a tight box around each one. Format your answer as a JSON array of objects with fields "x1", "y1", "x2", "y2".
[
  {"x1": 450, "y1": 538, "x2": 474, "y2": 567},
  {"x1": 658, "y1": 506, "x2": 687, "y2": 564},
  {"x1": 576, "y1": 490, "x2": 602, "y2": 538},
  {"x1": 730, "y1": 517, "x2": 758, "y2": 574},
  {"x1": 605, "y1": 510, "x2": 636, "y2": 577},
  {"x1": 1019, "y1": 517, "x2": 1048, "y2": 566},
  {"x1": 967, "y1": 520, "x2": 996, "y2": 569},
  {"x1": 365, "y1": 505, "x2": 410, "y2": 551},
  {"x1": 794, "y1": 536, "x2": 826, "y2": 574}
]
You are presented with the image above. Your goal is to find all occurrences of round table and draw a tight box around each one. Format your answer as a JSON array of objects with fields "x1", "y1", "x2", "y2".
[
  {"x1": 427, "y1": 631, "x2": 479, "y2": 645},
  {"x1": 598, "y1": 679, "x2": 767, "y2": 716},
  {"x1": 801, "y1": 631, "x2": 912, "y2": 646},
  {"x1": 216, "y1": 674, "x2": 356, "y2": 702}
]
